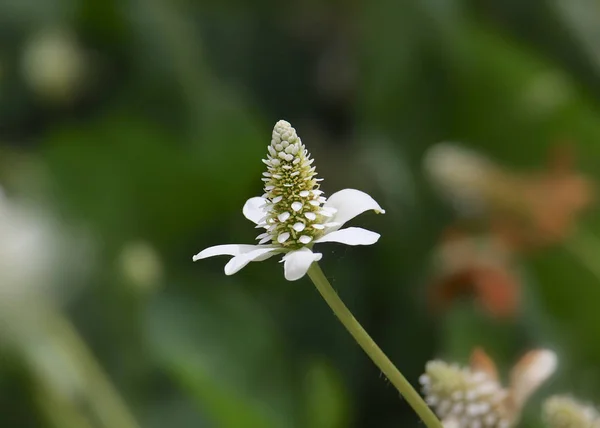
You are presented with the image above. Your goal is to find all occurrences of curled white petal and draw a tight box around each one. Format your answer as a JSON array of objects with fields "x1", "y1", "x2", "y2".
[
  {"x1": 282, "y1": 248, "x2": 322, "y2": 281},
  {"x1": 192, "y1": 244, "x2": 260, "y2": 261},
  {"x1": 324, "y1": 189, "x2": 385, "y2": 230},
  {"x1": 509, "y1": 349, "x2": 558, "y2": 410},
  {"x1": 224, "y1": 247, "x2": 280, "y2": 275},
  {"x1": 243, "y1": 197, "x2": 268, "y2": 224},
  {"x1": 314, "y1": 227, "x2": 380, "y2": 246}
]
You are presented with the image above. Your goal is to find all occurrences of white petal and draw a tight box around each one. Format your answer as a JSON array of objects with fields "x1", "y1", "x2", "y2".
[
  {"x1": 282, "y1": 248, "x2": 323, "y2": 281},
  {"x1": 314, "y1": 227, "x2": 380, "y2": 246},
  {"x1": 324, "y1": 189, "x2": 385, "y2": 230},
  {"x1": 258, "y1": 236, "x2": 272, "y2": 245},
  {"x1": 243, "y1": 197, "x2": 268, "y2": 224},
  {"x1": 193, "y1": 244, "x2": 259, "y2": 261},
  {"x1": 224, "y1": 247, "x2": 280, "y2": 275},
  {"x1": 509, "y1": 349, "x2": 557, "y2": 410}
]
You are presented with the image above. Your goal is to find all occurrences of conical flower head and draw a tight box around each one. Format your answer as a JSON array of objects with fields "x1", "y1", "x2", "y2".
[
  {"x1": 258, "y1": 120, "x2": 332, "y2": 249},
  {"x1": 193, "y1": 119, "x2": 385, "y2": 281},
  {"x1": 543, "y1": 396, "x2": 600, "y2": 428},
  {"x1": 420, "y1": 348, "x2": 557, "y2": 428},
  {"x1": 420, "y1": 360, "x2": 511, "y2": 428}
]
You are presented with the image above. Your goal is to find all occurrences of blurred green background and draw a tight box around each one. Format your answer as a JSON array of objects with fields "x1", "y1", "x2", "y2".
[{"x1": 1, "y1": 0, "x2": 600, "y2": 427}]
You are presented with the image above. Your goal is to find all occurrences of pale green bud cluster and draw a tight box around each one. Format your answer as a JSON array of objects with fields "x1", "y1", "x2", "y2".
[
  {"x1": 420, "y1": 361, "x2": 512, "y2": 428},
  {"x1": 256, "y1": 120, "x2": 335, "y2": 249},
  {"x1": 543, "y1": 396, "x2": 600, "y2": 428}
]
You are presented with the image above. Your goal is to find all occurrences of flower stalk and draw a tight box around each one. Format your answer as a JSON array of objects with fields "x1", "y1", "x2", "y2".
[
  {"x1": 563, "y1": 228, "x2": 600, "y2": 284},
  {"x1": 306, "y1": 262, "x2": 443, "y2": 428},
  {"x1": 23, "y1": 305, "x2": 141, "y2": 428}
]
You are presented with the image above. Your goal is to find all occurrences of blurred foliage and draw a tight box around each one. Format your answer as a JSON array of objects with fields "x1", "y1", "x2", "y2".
[{"x1": 1, "y1": 0, "x2": 600, "y2": 427}]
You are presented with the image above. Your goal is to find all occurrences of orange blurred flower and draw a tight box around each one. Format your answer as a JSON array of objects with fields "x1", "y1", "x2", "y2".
[
  {"x1": 425, "y1": 142, "x2": 595, "y2": 318},
  {"x1": 425, "y1": 142, "x2": 595, "y2": 251},
  {"x1": 428, "y1": 227, "x2": 521, "y2": 318}
]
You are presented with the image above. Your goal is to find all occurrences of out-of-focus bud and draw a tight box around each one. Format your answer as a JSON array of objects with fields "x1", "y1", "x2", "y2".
[
  {"x1": 21, "y1": 28, "x2": 87, "y2": 104},
  {"x1": 543, "y1": 395, "x2": 600, "y2": 428},
  {"x1": 119, "y1": 240, "x2": 163, "y2": 294}
]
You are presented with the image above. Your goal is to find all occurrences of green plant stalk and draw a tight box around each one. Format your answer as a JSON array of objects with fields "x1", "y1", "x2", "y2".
[
  {"x1": 34, "y1": 380, "x2": 96, "y2": 428},
  {"x1": 307, "y1": 262, "x2": 443, "y2": 428},
  {"x1": 44, "y1": 308, "x2": 141, "y2": 428},
  {"x1": 563, "y1": 228, "x2": 600, "y2": 282}
]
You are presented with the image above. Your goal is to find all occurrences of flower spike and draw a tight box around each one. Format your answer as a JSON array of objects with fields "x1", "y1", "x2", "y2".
[
  {"x1": 259, "y1": 120, "x2": 330, "y2": 248},
  {"x1": 193, "y1": 120, "x2": 385, "y2": 281},
  {"x1": 420, "y1": 348, "x2": 557, "y2": 428}
]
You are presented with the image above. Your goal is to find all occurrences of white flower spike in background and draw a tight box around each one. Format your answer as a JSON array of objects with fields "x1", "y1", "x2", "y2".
[
  {"x1": 420, "y1": 347, "x2": 557, "y2": 428},
  {"x1": 193, "y1": 119, "x2": 385, "y2": 281},
  {"x1": 543, "y1": 395, "x2": 600, "y2": 428}
]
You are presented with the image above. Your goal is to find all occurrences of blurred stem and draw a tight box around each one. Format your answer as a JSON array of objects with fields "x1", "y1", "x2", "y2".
[
  {"x1": 44, "y1": 308, "x2": 141, "y2": 428},
  {"x1": 34, "y1": 382, "x2": 96, "y2": 428},
  {"x1": 307, "y1": 263, "x2": 443, "y2": 428},
  {"x1": 563, "y1": 228, "x2": 600, "y2": 282}
]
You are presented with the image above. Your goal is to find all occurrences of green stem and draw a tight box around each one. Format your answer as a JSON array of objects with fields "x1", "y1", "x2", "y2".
[
  {"x1": 34, "y1": 381, "x2": 96, "y2": 428},
  {"x1": 306, "y1": 263, "x2": 443, "y2": 428},
  {"x1": 34, "y1": 307, "x2": 142, "y2": 428},
  {"x1": 563, "y1": 228, "x2": 600, "y2": 282}
]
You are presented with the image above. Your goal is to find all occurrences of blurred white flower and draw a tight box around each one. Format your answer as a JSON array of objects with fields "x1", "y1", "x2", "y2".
[
  {"x1": 0, "y1": 190, "x2": 91, "y2": 338},
  {"x1": 193, "y1": 120, "x2": 385, "y2": 281},
  {"x1": 21, "y1": 28, "x2": 87, "y2": 103},
  {"x1": 420, "y1": 347, "x2": 557, "y2": 428},
  {"x1": 0, "y1": 194, "x2": 60, "y2": 305},
  {"x1": 424, "y1": 142, "x2": 502, "y2": 216},
  {"x1": 543, "y1": 395, "x2": 600, "y2": 428}
]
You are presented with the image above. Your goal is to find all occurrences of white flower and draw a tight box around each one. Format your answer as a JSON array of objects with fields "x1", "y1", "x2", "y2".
[
  {"x1": 193, "y1": 120, "x2": 385, "y2": 281},
  {"x1": 0, "y1": 189, "x2": 92, "y2": 343},
  {"x1": 420, "y1": 348, "x2": 557, "y2": 428},
  {"x1": 543, "y1": 395, "x2": 600, "y2": 428}
]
